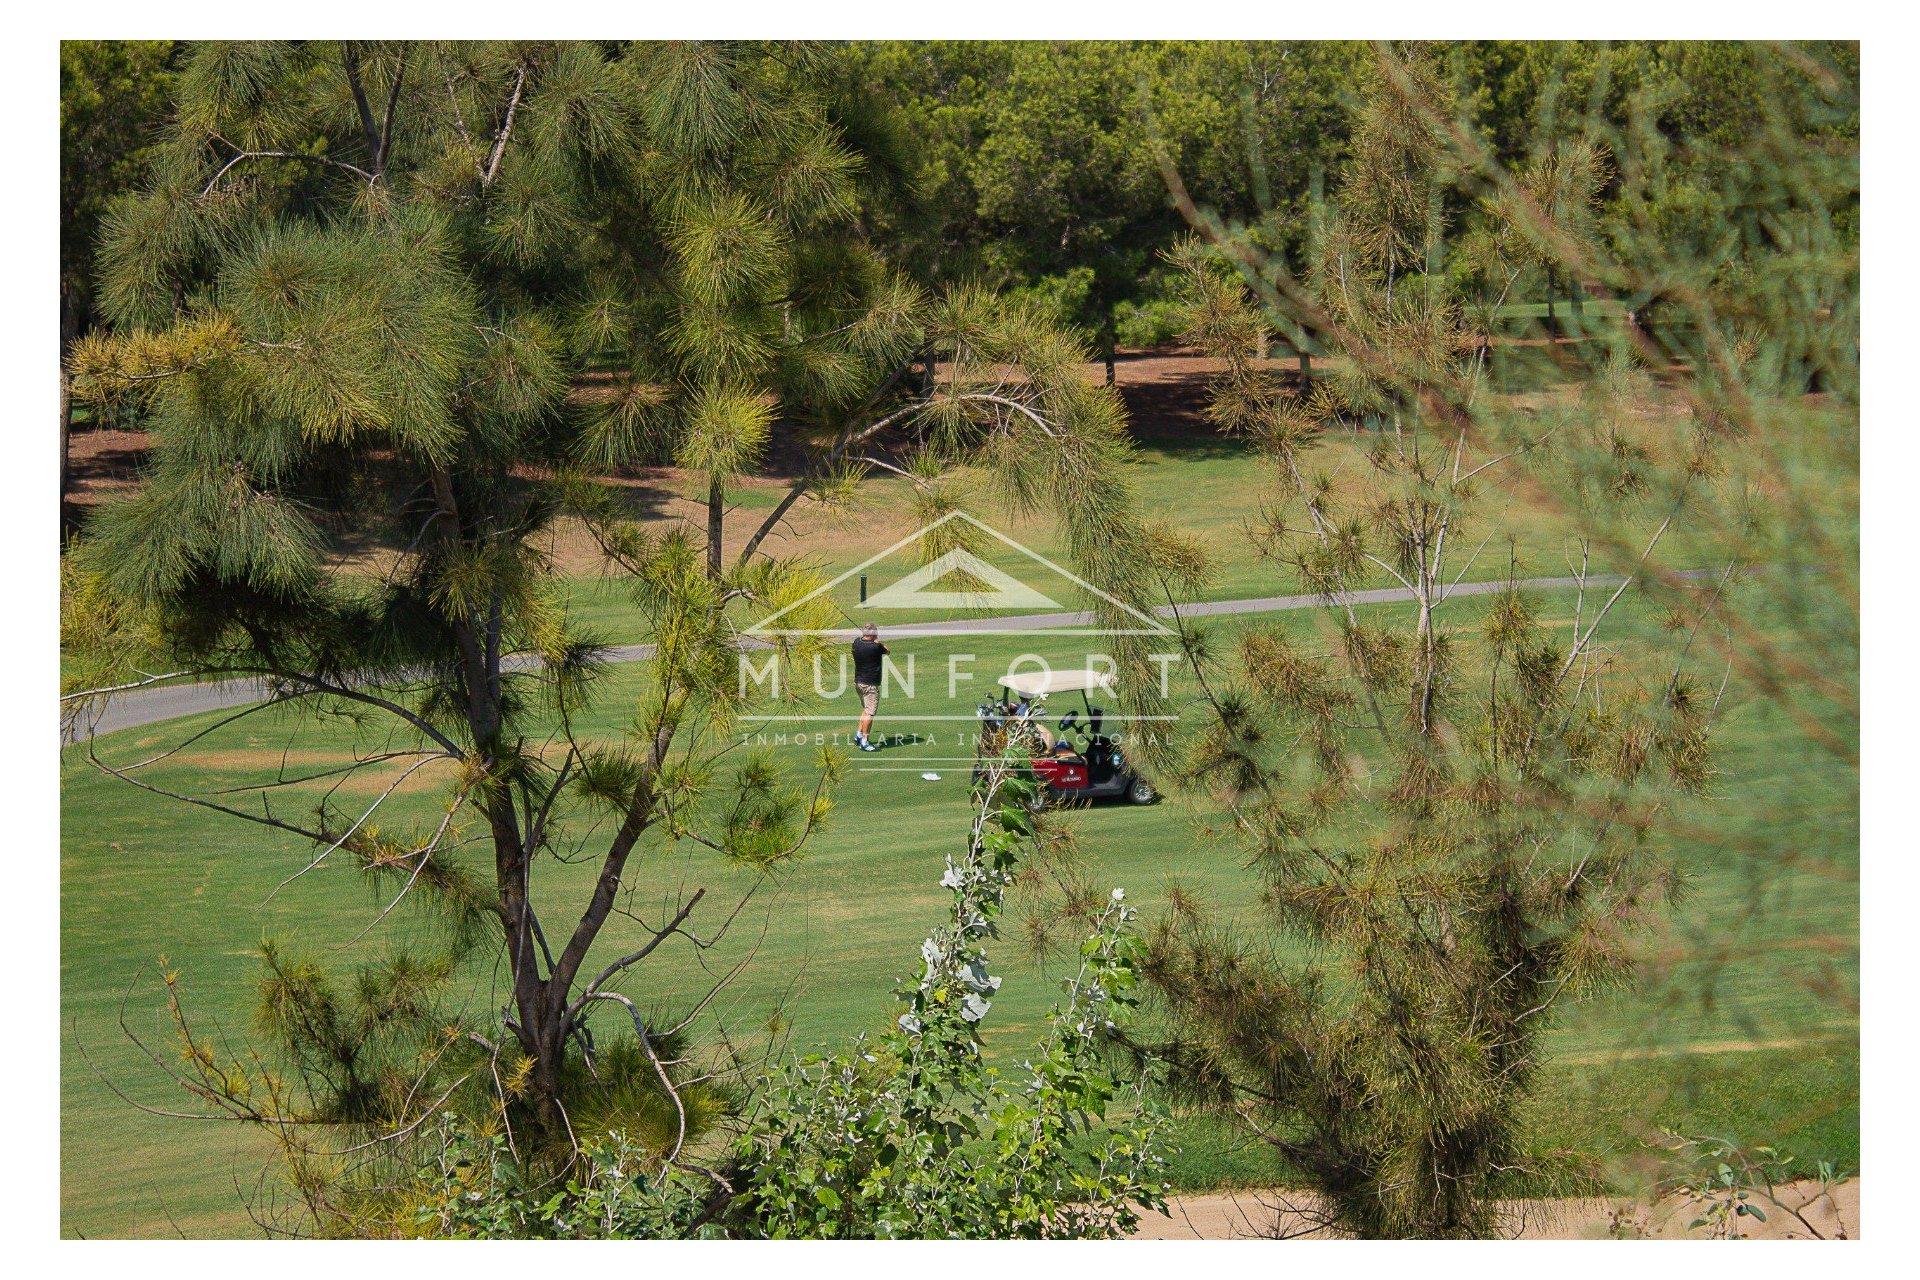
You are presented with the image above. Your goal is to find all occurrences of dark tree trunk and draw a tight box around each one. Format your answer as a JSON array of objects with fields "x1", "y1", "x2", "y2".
[
  {"x1": 706, "y1": 475, "x2": 724, "y2": 579},
  {"x1": 514, "y1": 985, "x2": 572, "y2": 1131},
  {"x1": 60, "y1": 370, "x2": 73, "y2": 509},
  {"x1": 60, "y1": 286, "x2": 80, "y2": 526}
]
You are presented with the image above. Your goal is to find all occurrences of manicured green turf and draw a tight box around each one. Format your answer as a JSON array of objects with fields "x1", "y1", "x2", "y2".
[
  {"x1": 61, "y1": 579, "x2": 1858, "y2": 1237},
  {"x1": 554, "y1": 434, "x2": 1614, "y2": 642},
  {"x1": 552, "y1": 378, "x2": 1859, "y2": 648}
]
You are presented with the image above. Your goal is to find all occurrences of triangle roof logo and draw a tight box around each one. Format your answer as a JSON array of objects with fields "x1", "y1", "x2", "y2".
[
  {"x1": 860, "y1": 548, "x2": 1064, "y2": 611},
  {"x1": 744, "y1": 511, "x2": 1174, "y2": 638}
]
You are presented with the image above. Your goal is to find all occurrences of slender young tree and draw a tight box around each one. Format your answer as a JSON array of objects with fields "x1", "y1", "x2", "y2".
[{"x1": 1128, "y1": 45, "x2": 1825, "y2": 1237}]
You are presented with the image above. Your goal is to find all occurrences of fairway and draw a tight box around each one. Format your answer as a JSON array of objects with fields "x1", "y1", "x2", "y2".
[
  {"x1": 61, "y1": 585, "x2": 1859, "y2": 1237},
  {"x1": 548, "y1": 365, "x2": 1857, "y2": 645}
]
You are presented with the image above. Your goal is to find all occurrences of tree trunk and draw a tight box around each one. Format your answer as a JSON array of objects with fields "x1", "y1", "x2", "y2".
[
  {"x1": 706, "y1": 475, "x2": 724, "y2": 579},
  {"x1": 1104, "y1": 313, "x2": 1117, "y2": 387},
  {"x1": 515, "y1": 988, "x2": 572, "y2": 1133},
  {"x1": 1298, "y1": 347, "x2": 1311, "y2": 381},
  {"x1": 60, "y1": 287, "x2": 79, "y2": 528},
  {"x1": 60, "y1": 369, "x2": 73, "y2": 512}
]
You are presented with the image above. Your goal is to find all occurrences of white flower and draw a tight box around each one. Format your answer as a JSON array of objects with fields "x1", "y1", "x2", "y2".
[{"x1": 1110, "y1": 887, "x2": 1126, "y2": 902}]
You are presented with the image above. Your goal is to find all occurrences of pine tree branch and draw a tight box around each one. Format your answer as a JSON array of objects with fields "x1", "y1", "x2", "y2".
[
  {"x1": 376, "y1": 48, "x2": 409, "y2": 177},
  {"x1": 75, "y1": 659, "x2": 465, "y2": 761},
  {"x1": 734, "y1": 393, "x2": 926, "y2": 568},
  {"x1": 200, "y1": 147, "x2": 376, "y2": 197},
  {"x1": 341, "y1": 42, "x2": 383, "y2": 167},
  {"x1": 482, "y1": 64, "x2": 529, "y2": 189},
  {"x1": 851, "y1": 454, "x2": 926, "y2": 485},
  {"x1": 109, "y1": 692, "x2": 316, "y2": 773},
  {"x1": 85, "y1": 741, "x2": 333, "y2": 846},
  {"x1": 446, "y1": 77, "x2": 480, "y2": 175},
  {"x1": 60, "y1": 670, "x2": 196, "y2": 701},
  {"x1": 263, "y1": 754, "x2": 448, "y2": 904},
  {"x1": 209, "y1": 665, "x2": 469, "y2": 759},
  {"x1": 578, "y1": 991, "x2": 690, "y2": 1164},
  {"x1": 342, "y1": 786, "x2": 470, "y2": 946},
  {"x1": 547, "y1": 720, "x2": 673, "y2": 994},
  {"x1": 568, "y1": 887, "x2": 707, "y2": 1014},
  {"x1": 733, "y1": 384, "x2": 1055, "y2": 571}
]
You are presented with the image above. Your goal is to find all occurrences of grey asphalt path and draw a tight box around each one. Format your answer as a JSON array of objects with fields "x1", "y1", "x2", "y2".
[{"x1": 65, "y1": 571, "x2": 1662, "y2": 742}]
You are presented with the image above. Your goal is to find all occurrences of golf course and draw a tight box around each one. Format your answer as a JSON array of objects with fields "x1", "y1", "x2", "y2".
[
  {"x1": 61, "y1": 357, "x2": 1859, "y2": 1237},
  {"x1": 56, "y1": 37, "x2": 1860, "y2": 1243}
]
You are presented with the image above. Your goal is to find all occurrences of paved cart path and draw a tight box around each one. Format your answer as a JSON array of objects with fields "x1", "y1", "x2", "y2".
[{"x1": 65, "y1": 571, "x2": 1692, "y2": 742}]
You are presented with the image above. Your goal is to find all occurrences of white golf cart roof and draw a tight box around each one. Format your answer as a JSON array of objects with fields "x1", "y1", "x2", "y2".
[{"x1": 999, "y1": 669, "x2": 1116, "y2": 698}]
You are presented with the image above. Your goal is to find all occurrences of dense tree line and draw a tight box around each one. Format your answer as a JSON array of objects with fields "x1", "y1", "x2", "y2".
[
  {"x1": 64, "y1": 40, "x2": 1858, "y2": 414},
  {"x1": 839, "y1": 40, "x2": 1855, "y2": 360},
  {"x1": 60, "y1": 40, "x2": 179, "y2": 506}
]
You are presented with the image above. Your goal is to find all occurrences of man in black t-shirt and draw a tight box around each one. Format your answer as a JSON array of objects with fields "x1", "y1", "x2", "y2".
[{"x1": 851, "y1": 623, "x2": 887, "y2": 751}]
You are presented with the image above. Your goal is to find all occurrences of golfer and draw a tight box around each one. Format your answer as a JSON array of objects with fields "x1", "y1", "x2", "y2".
[{"x1": 851, "y1": 623, "x2": 887, "y2": 751}]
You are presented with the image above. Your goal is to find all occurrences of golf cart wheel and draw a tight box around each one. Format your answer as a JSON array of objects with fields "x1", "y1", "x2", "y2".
[{"x1": 1127, "y1": 779, "x2": 1156, "y2": 805}]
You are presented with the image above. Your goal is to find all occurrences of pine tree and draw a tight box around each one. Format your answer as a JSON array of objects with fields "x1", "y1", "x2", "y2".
[
  {"x1": 1132, "y1": 44, "x2": 1814, "y2": 1237},
  {"x1": 64, "y1": 39, "x2": 1163, "y2": 1206}
]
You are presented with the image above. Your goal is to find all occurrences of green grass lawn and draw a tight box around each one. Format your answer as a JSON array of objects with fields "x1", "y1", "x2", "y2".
[
  {"x1": 551, "y1": 370, "x2": 1858, "y2": 648},
  {"x1": 552, "y1": 437, "x2": 1498, "y2": 639},
  {"x1": 61, "y1": 578, "x2": 1859, "y2": 1236},
  {"x1": 64, "y1": 335, "x2": 1859, "y2": 1235}
]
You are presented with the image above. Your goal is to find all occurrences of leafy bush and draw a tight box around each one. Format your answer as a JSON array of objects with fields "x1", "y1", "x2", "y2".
[{"x1": 403, "y1": 755, "x2": 1172, "y2": 1238}]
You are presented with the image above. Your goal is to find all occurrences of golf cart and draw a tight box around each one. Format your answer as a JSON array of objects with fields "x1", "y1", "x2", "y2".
[{"x1": 975, "y1": 668, "x2": 1156, "y2": 809}]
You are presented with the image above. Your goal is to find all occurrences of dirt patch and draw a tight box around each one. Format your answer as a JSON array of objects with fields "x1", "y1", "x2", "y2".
[
  {"x1": 64, "y1": 424, "x2": 151, "y2": 535},
  {"x1": 154, "y1": 749, "x2": 459, "y2": 797},
  {"x1": 322, "y1": 755, "x2": 461, "y2": 795},
  {"x1": 152, "y1": 749, "x2": 358, "y2": 770},
  {"x1": 1131, "y1": 1177, "x2": 1858, "y2": 1240},
  {"x1": 1557, "y1": 1031, "x2": 1856, "y2": 1066},
  {"x1": 1109, "y1": 346, "x2": 1291, "y2": 448},
  {"x1": 66, "y1": 425, "x2": 150, "y2": 499}
]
